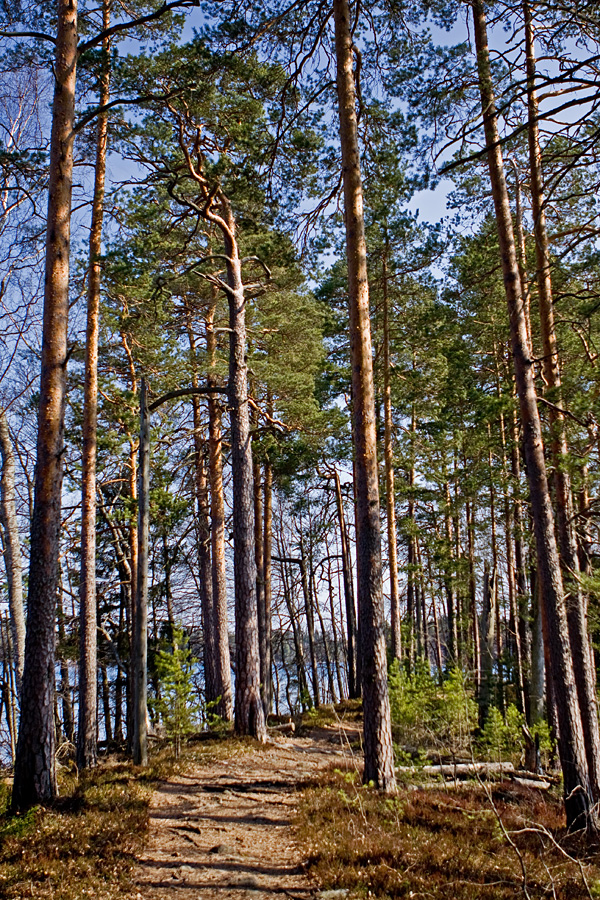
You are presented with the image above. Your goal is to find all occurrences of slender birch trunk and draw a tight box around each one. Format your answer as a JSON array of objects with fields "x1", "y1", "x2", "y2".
[
  {"x1": 334, "y1": 469, "x2": 358, "y2": 698},
  {"x1": 0, "y1": 408, "x2": 25, "y2": 694},
  {"x1": 300, "y1": 537, "x2": 320, "y2": 707},
  {"x1": 207, "y1": 305, "x2": 233, "y2": 721}
]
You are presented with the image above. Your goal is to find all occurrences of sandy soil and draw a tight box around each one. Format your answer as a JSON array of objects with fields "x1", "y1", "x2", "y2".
[{"x1": 134, "y1": 725, "x2": 360, "y2": 900}]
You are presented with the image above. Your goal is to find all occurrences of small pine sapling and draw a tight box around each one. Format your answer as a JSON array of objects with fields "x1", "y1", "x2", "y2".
[{"x1": 152, "y1": 626, "x2": 199, "y2": 757}]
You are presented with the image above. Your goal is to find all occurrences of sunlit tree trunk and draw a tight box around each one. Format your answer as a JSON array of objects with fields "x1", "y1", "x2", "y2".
[
  {"x1": 12, "y1": 0, "x2": 78, "y2": 811},
  {"x1": 472, "y1": 0, "x2": 594, "y2": 829},
  {"x1": 382, "y1": 244, "x2": 401, "y2": 660},
  {"x1": 132, "y1": 379, "x2": 149, "y2": 766},
  {"x1": 524, "y1": 0, "x2": 600, "y2": 800},
  {"x1": 77, "y1": 0, "x2": 111, "y2": 771},
  {"x1": 333, "y1": 0, "x2": 395, "y2": 791},
  {"x1": 218, "y1": 199, "x2": 266, "y2": 741}
]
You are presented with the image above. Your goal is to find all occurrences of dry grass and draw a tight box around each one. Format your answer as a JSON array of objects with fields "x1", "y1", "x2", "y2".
[
  {"x1": 297, "y1": 765, "x2": 600, "y2": 899},
  {"x1": 0, "y1": 733, "x2": 253, "y2": 900}
]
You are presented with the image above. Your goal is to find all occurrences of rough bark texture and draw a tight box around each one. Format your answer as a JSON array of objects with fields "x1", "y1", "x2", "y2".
[
  {"x1": 300, "y1": 541, "x2": 320, "y2": 708},
  {"x1": 334, "y1": 469, "x2": 358, "y2": 698},
  {"x1": 0, "y1": 408, "x2": 25, "y2": 694},
  {"x1": 219, "y1": 201, "x2": 266, "y2": 742},
  {"x1": 524, "y1": 0, "x2": 600, "y2": 800},
  {"x1": 472, "y1": 0, "x2": 593, "y2": 829},
  {"x1": 382, "y1": 251, "x2": 401, "y2": 660},
  {"x1": 193, "y1": 398, "x2": 217, "y2": 707},
  {"x1": 465, "y1": 499, "x2": 480, "y2": 690},
  {"x1": 479, "y1": 561, "x2": 496, "y2": 728},
  {"x1": 184, "y1": 298, "x2": 216, "y2": 704},
  {"x1": 77, "y1": 0, "x2": 110, "y2": 770},
  {"x1": 253, "y1": 455, "x2": 269, "y2": 714},
  {"x1": 11, "y1": 0, "x2": 77, "y2": 811},
  {"x1": 499, "y1": 410, "x2": 526, "y2": 715},
  {"x1": 262, "y1": 457, "x2": 273, "y2": 713},
  {"x1": 333, "y1": 0, "x2": 395, "y2": 792},
  {"x1": 132, "y1": 379, "x2": 149, "y2": 766},
  {"x1": 207, "y1": 311, "x2": 233, "y2": 721}
]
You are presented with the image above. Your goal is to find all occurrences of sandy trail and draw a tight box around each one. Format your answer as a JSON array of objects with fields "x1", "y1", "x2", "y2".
[{"x1": 135, "y1": 726, "x2": 358, "y2": 899}]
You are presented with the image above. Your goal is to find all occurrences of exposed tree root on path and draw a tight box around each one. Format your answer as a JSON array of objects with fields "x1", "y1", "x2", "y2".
[{"x1": 135, "y1": 725, "x2": 360, "y2": 899}]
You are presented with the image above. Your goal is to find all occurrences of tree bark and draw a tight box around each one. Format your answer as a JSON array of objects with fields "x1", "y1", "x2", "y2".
[
  {"x1": 499, "y1": 408, "x2": 527, "y2": 716},
  {"x1": 0, "y1": 408, "x2": 25, "y2": 695},
  {"x1": 443, "y1": 481, "x2": 457, "y2": 666},
  {"x1": 334, "y1": 469, "x2": 358, "y2": 698},
  {"x1": 254, "y1": 451, "x2": 269, "y2": 714},
  {"x1": 300, "y1": 538, "x2": 320, "y2": 707},
  {"x1": 207, "y1": 307, "x2": 233, "y2": 721},
  {"x1": 510, "y1": 402, "x2": 531, "y2": 717},
  {"x1": 262, "y1": 454, "x2": 273, "y2": 714},
  {"x1": 465, "y1": 498, "x2": 480, "y2": 691},
  {"x1": 524, "y1": 0, "x2": 600, "y2": 801},
  {"x1": 132, "y1": 379, "x2": 149, "y2": 766},
  {"x1": 77, "y1": 0, "x2": 110, "y2": 771},
  {"x1": 12, "y1": 0, "x2": 78, "y2": 811},
  {"x1": 333, "y1": 0, "x2": 395, "y2": 791},
  {"x1": 193, "y1": 401, "x2": 217, "y2": 708},
  {"x1": 382, "y1": 245, "x2": 401, "y2": 660},
  {"x1": 479, "y1": 560, "x2": 496, "y2": 728},
  {"x1": 220, "y1": 200, "x2": 266, "y2": 741},
  {"x1": 472, "y1": 0, "x2": 594, "y2": 829}
]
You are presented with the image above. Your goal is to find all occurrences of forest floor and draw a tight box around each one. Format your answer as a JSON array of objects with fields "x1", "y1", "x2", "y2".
[
  {"x1": 134, "y1": 720, "x2": 360, "y2": 900},
  {"x1": 2, "y1": 708, "x2": 600, "y2": 900}
]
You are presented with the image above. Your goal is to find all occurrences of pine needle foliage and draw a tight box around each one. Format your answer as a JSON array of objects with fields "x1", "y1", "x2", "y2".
[{"x1": 151, "y1": 626, "x2": 200, "y2": 758}]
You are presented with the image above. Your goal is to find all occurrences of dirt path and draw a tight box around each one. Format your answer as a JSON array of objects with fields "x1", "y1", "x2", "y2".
[{"x1": 135, "y1": 726, "x2": 358, "y2": 900}]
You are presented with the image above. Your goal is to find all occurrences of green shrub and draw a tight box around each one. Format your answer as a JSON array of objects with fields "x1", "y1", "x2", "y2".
[
  {"x1": 150, "y1": 626, "x2": 200, "y2": 757},
  {"x1": 388, "y1": 660, "x2": 477, "y2": 758}
]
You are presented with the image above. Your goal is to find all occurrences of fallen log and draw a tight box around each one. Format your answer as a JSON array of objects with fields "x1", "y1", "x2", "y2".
[
  {"x1": 396, "y1": 762, "x2": 515, "y2": 779},
  {"x1": 268, "y1": 722, "x2": 296, "y2": 735}
]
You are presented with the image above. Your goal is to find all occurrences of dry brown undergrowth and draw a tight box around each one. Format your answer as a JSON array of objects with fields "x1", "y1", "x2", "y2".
[
  {"x1": 297, "y1": 764, "x2": 600, "y2": 899},
  {"x1": 0, "y1": 734, "x2": 243, "y2": 900}
]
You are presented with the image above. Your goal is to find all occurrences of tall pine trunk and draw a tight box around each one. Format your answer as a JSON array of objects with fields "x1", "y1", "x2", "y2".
[
  {"x1": 382, "y1": 244, "x2": 401, "y2": 660},
  {"x1": 472, "y1": 0, "x2": 593, "y2": 829},
  {"x1": 77, "y1": 0, "x2": 110, "y2": 770},
  {"x1": 12, "y1": 0, "x2": 78, "y2": 810},
  {"x1": 219, "y1": 199, "x2": 266, "y2": 742},
  {"x1": 333, "y1": 0, "x2": 395, "y2": 791},
  {"x1": 132, "y1": 379, "x2": 149, "y2": 766},
  {"x1": 524, "y1": 0, "x2": 600, "y2": 800}
]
